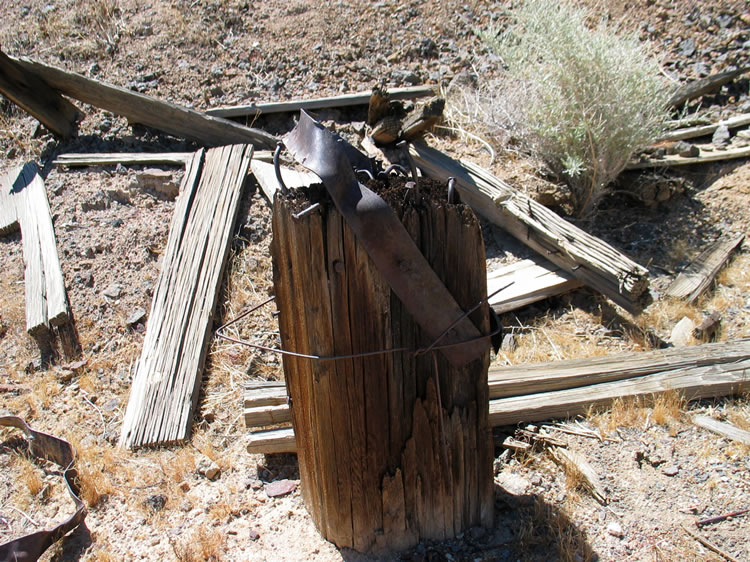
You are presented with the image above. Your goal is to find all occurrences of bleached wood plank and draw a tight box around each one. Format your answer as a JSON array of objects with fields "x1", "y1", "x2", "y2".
[
  {"x1": 659, "y1": 113, "x2": 750, "y2": 142},
  {"x1": 54, "y1": 152, "x2": 193, "y2": 167},
  {"x1": 410, "y1": 143, "x2": 650, "y2": 313},
  {"x1": 250, "y1": 159, "x2": 319, "y2": 204},
  {"x1": 692, "y1": 415, "x2": 750, "y2": 445},
  {"x1": 246, "y1": 427, "x2": 296, "y2": 454},
  {"x1": 11, "y1": 55, "x2": 277, "y2": 148},
  {"x1": 627, "y1": 145, "x2": 750, "y2": 169},
  {"x1": 244, "y1": 404, "x2": 292, "y2": 428},
  {"x1": 120, "y1": 145, "x2": 253, "y2": 449},
  {"x1": 243, "y1": 380, "x2": 287, "y2": 408},
  {"x1": 206, "y1": 85, "x2": 435, "y2": 118},
  {"x1": 666, "y1": 234, "x2": 745, "y2": 302},
  {"x1": 488, "y1": 257, "x2": 583, "y2": 314},
  {"x1": 0, "y1": 166, "x2": 21, "y2": 234},
  {"x1": 669, "y1": 67, "x2": 750, "y2": 108}
]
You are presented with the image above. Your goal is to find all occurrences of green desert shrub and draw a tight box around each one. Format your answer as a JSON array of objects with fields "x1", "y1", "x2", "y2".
[{"x1": 451, "y1": 0, "x2": 672, "y2": 217}]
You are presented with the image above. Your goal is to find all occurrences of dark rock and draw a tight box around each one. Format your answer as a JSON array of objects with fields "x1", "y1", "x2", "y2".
[
  {"x1": 679, "y1": 38, "x2": 696, "y2": 57},
  {"x1": 673, "y1": 141, "x2": 700, "y2": 157},
  {"x1": 143, "y1": 494, "x2": 167, "y2": 512},
  {"x1": 712, "y1": 124, "x2": 731, "y2": 147}
]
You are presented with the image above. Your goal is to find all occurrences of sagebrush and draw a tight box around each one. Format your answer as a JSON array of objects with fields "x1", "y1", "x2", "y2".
[{"x1": 448, "y1": 0, "x2": 672, "y2": 216}]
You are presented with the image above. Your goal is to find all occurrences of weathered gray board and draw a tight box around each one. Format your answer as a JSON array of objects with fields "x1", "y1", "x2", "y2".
[
  {"x1": 245, "y1": 339, "x2": 750, "y2": 453},
  {"x1": 120, "y1": 144, "x2": 253, "y2": 449},
  {"x1": 0, "y1": 163, "x2": 70, "y2": 334}
]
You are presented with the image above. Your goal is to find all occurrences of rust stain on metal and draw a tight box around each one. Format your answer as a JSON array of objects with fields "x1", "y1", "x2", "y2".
[{"x1": 283, "y1": 110, "x2": 487, "y2": 367}]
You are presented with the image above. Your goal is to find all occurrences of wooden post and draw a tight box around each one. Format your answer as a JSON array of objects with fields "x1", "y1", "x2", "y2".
[{"x1": 271, "y1": 179, "x2": 493, "y2": 554}]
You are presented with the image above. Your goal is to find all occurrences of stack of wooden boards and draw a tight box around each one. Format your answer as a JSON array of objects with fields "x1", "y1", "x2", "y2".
[
  {"x1": 245, "y1": 339, "x2": 750, "y2": 453},
  {"x1": 119, "y1": 145, "x2": 252, "y2": 449},
  {"x1": 0, "y1": 163, "x2": 70, "y2": 336}
]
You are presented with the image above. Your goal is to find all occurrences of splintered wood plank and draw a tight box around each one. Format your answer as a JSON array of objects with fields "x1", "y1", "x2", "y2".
[
  {"x1": 119, "y1": 145, "x2": 253, "y2": 449},
  {"x1": 206, "y1": 85, "x2": 435, "y2": 118},
  {"x1": 666, "y1": 234, "x2": 745, "y2": 302},
  {"x1": 410, "y1": 143, "x2": 650, "y2": 313},
  {"x1": 54, "y1": 152, "x2": 193, "y2": 167},
  {"x1": 668, "y1": 66, "x2": 750, "y2": 108},
  {"x1": 247, "y1": 427, "x2": 296, "y2": 454},
  {"x1": 11, "y1": 55, "x2": 277, "y2": 148},
  {"x1": 0, "y1": 49, "x2": 81, "y2": 138},
  {"x1": 250, "y1": 159, "x2": 319, "y2": 204},
  {"x1": 1, "y1": 163, "x2": 70, "y2": 334},
  {"x1": 487, "y1": 257, "x2": 583, "y2": 314},
  {"x1": 627, "y1": 145, "x2": 750, "y2": 169},
  {"x1": 549, "y1": 447, "x2": 607, "y2": 504},
  {"x1": 692, "y1": 415, "x2": 750, "y2": 445}
]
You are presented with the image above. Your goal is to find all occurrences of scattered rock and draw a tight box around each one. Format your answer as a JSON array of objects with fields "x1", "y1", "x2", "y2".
[
  {"x1": 712, "y1": 124, "x2": 731, "y2": 147},
  {"x1": 679, "y1": 38, "x2": 696, "y2": 57},
  {"x1": 265, "y1": 479, "x2": 297, "y2": 497},
  {"x1": 672, "y1": 140, "x2": 700, "y2": 157},
  {"x1": 126, "y1": 307, "x2": 147, "y2": 327},
  {"x1": 391, "y1": 69, "x2": 420, "y2": 85},
  {"x1": 105, "y1": 187, "x2": 132, "y2": 205},
  {"x1": 103, "y1": 283, "x2": 123, "y2": 299},
  {"x1": 606, "y1": 521, "x2": 624, "y2": 538},
  {"x1": 135, "y1": 168, "x2": 180, "y2": 199},
  {"x1": 197, "y1": 457, "x2": 221, "y2": 481},
  {"x1": 669, "y1": 316, "x2": 695, "y2": 346},
  {"x1": 81, "y1": 191, "x2": 110, "y2": 212},
  {"x1": 495, "y1": 472, "x2": 531, "y2": 497},
  {"x1": 662, "y1": 464, "x2": 680, "y2": 476},
  {"x1": 248, "y1": 528, "x2": 260, "y2": 541},
  {"x1": 179, "y1": 481, "x2": 190, "y2": 492},
  {"x1": 143, "y1": 494, "x2": 167, "y2": 512}
]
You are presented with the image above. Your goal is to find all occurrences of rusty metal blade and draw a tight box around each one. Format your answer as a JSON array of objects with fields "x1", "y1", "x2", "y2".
[
  {"x1": 283, "y1": 111, "x2": 487, "y2": 367},
  {"x1": 0, "y1": 415, "x2": 87, "y2": 562}
]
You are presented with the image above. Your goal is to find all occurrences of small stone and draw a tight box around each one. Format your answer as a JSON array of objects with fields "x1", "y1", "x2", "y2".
[
  {"x1": 248, "y1": 528, "x2": 260, "y2": 541},
  {"x1": 81, "y1": 191, "x2": 109, "y2": 212},
  {"x1": 126, "y1": 307, "x2": 147, "y2": 327},
  {"x1": 669, "y1": 316, "x2": 695, "y2": 347},
  {"x1": 495, "y1": 472, "x2": 531, "y2": 497},
  {"x1": 143, "y1": 494, "x2": 167, "y2": 512},
  {"x1": 265, "y1": 479, "x2": 297, "y2": 497},
  {"x1": 197, "y1": 457, "x2": 221, "y2": 481},
  {"x1": 673, "y1": 141, "x2": 699, "y2": 157},
  {"x1": 179, "y1": 481, "x2": 190, "y2": 492},
  {"x1": 662, "y1": 464, "x2": 679, "y2": 477},
  {"x1": 606, "y1": 521, "x2": 624, "y2": 538},
  {"x1": 740, "y1": 13, "x2": 750, "y2": 26},
  {"x1": 679, "y1": 38, "x2": 696, "y2": 57},
  {"x1": 712, "y1": 124, "x2": 731, "y2": 147},
  {"x1": 103, "y1": 284, "x2": 123, "y2": 299}
]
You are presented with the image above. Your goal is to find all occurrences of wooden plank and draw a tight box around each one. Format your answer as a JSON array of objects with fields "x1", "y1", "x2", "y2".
[
  {"x1": 243, "y1": 380, "x2": 287, "y2": 408},
  {"x1": 0, "y1": 49, "x2": 81, "y2": 138},
  {"x1": 410, "y1": 143, "x2": 650, "y2": 313},
  {"x1": 244, "y1": 404, "x2": 291, "y2": 428},
  {"x1": 488, "y1": 356, "x2": 750, "y2": 426},
  {"x1": 669, "y1": 67, "x2": 750, "y2": 108},
  {"x1": 487, "y1": 257, "x2": 583, "y2": 314},
  {"x1": 246, "y1": 427, "x2": 297, "y2": 454},
  {"x1": 628, "y1": 144, "x2": 750, "y2": 169},
  {"x1": 692, "y1": 415, "x2": 750, "y2": 446},
  {"x1": 250, "y1": 160, "x2": 319, "y2": 204},
  {"x1": 11, "y1": 55, "x2": 277, "y2": 149},
  {"x1": 119, "y1": 145, "x2": 253, "y2": 449},
  {"x1": 54, "y1": 152, "x2": 193, "y2": 167},
  {"x1": 206, "y1": 85, "x2": 435, "y2": 118},
  {"x1": 659, "y1": 113, "x2": 750, "y2": 142},
  {"x1": 666, "y1": 234, "x2": 745, "y2": 302},
  {"x1": 1, "y1": 163, "x2": 70, "y2": 333},
  {"x1": 549, "y1": 447, "x2": 607, "y2": 504}
]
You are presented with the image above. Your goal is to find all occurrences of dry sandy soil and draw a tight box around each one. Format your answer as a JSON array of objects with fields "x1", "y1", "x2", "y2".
[{"x1": 1, "y1": 1, "x2": 750, "y2": 561}]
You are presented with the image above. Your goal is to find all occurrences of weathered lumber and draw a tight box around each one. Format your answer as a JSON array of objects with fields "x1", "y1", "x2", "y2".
[
  {"x1": 0, "y1": 49, "x2": 81, "y2": 138},
  {"x1": 10, "y1": 55, "x2": 277, "y2": 148},
  {"x1": 249, "y1": 160, "x2": 319, "y2": 204},
  {"x1": 247, "y1": 427, "x2": 296, "y2": 454},
  {"x1": 489, "y1": 353, "x2": 750, "y2": 426},
  {"x1": 206, "y1": 85, "x2": 434, "y2": 118},
  {"x1": 487, "y1": 257, "x2": 583, "y2": 314},
  {"x1": 692, "y1": 415, "x2": 750, "y2": 445},
  {"x1": 627, "y1": 144, "x2": 750, "y2": 169},
  {"x1": 666, "y1": 234, "x2": 745, "y2": 302},
  {"x1": 244, "y1": 340, "x2": 750, "y2": 451},
  {"x1": 669, "y1": 66, "x2": 750, "y2": 108},
  {"x1": 1, "y1": 163, "x2": 70, "y2": 334},
  {"x1": 410, "y1": 143, "x2": 650, "y2": 313},
  {"x1": 271, "y1": 178, "x2": 493, "y2": 552},
  {"x1": 549, "y1": 447, "x2": 607, "y2": 504},
  {"x1": 659, "y1": 113, "x2": 750, "y2": 142},
  {"x1": 54, "y1": 152, "x2": 193, "y2": 167},
  {"x1": 119, "y1": 144, "x2": 253, "y2": 449}
]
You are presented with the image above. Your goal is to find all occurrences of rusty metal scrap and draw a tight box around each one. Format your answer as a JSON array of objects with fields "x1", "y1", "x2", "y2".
[
  {"x1": 0, "y1": 415, "x2": 86, "y2": 562},
  {"x1": 283, "y1": 110, "x2": 488, "y2": 367}
]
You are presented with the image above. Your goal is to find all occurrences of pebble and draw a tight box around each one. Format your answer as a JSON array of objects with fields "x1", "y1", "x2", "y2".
[
  {"x1": 712, "y1": 124, "x2": 731, "y2": 147},
  {"x1": 197, "y1": 456, "x2": 221, "y2": 481},
  {"x1": 606, "y1": 521, "x2": 624, "y2": 538},
  {"x1": 265, "y1": 479, "x2": 297, "y2": 497},
  {"x1": 662, "y1": 464, "x2": 680, "y2": 476},
  {"x1": 126, "y1": 307, "x2": 147, "y2": 327},
  {"x1": 103, "y1": 284, "x2": 123, "y2": 299}
]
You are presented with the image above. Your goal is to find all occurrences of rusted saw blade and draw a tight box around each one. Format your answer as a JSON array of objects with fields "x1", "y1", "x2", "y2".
[
  {"x1": 283, "y1": 111, "x2": 487, "y2": 367},
  {"x1": 0, "y1": 415, "x2": 87, "y2": 562}
]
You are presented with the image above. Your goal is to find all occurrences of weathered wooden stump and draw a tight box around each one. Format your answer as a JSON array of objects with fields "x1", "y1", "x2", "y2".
[{"x1": 271, "y1": 178, "x2": 493, "y2": 553}]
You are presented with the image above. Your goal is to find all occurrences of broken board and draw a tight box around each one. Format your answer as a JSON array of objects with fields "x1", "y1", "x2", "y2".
[{"x1": 120, "y1": 144, "x2": 253, "y2": 449}]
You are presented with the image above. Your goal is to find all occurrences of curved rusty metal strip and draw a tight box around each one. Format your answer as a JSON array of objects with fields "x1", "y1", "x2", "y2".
[
  {"x1": 0, "y1": 415, "x2": 87, "y2": 562},
  {"x1": 283, "y1": 111, "x2": 487, "y2": 367}
]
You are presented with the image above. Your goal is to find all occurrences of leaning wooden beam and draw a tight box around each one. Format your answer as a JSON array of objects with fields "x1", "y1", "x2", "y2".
[
  {"x1": 0, "y1": 50, "x2": 81, "y2": 138},
  {"x1": 250, "y1": 160, "x2": 319, "y2": 204},
  {"x1": 206, "y1": 85, "x2": 434, "y2": 118},
  {"x1": 54, "y1": 152, "x2": 193, "y2": 167},
  {"x1": 120, "y1": 144, "x2": 253, "y2": 449},
  {"x1": 488, "y1": 353, "x2": 750, "y2": 426},
  {"x1": 659, "y1": 113, "x2": 750, "y2": 142},
  {"x1": 692, "y1": 415, "x2": 750, "y2": 446},
  {"x1": 669, "y1": 66, "x2": 750, "y2": 108},
  {"x1": 243, "y1": 340, "x2": 750, "y2": 431},
  {"x1": 10, "y1": 55, "x2": 277, "y2": 148},
  {"x1": 666, "y1": 234, "x2": 745, "y2": 302},
  {"x1": 488, "y1": 257, "x2": 583, "y2": 314},
  {"x1": 0, "y1": 163, "x2": 70, "y2": 334},
  {"x1": 410, "y1": 143, "x2": 650, "y2": 313},
  {"x1": 627, "y1": 144, "x2": 750, "y2": 169}
]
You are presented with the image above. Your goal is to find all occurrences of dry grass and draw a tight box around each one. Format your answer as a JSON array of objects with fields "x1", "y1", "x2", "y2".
[
  {"x1": 590, "y1": 390, "x2": 685, "y2": 435},
  {"x1": 17, "y1": 455, "x2": 45, "y2": 497},
  {"x1": 68, "y1": 436, "x2": 117, "y2": 507},
  {"x1": 170, "y1": 524, "x2": 226, "y2": 562},
  {"x1": 516, "y1": 497, "x2": 595, "y2": 562}
]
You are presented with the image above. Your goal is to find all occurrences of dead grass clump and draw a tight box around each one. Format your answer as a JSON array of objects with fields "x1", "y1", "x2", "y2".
[
  {"x1": 68, "y1": 437, "x2": 117, "y2": 507},
  {"x1": 160, "y1": 448, "x2": 196, "y2": 483},
  {"x1": 516, "y1": 498, "x2": 595, "y2": 562},
  {"x1": 170, "y1": 525, "x2": 226, "y2": 562},
  {"x1": 591, "y1": 391, "x2": 686, "y2": 434},
  {"x1": 17, "y1": 455, "x2": 45, "y2": 497}
]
